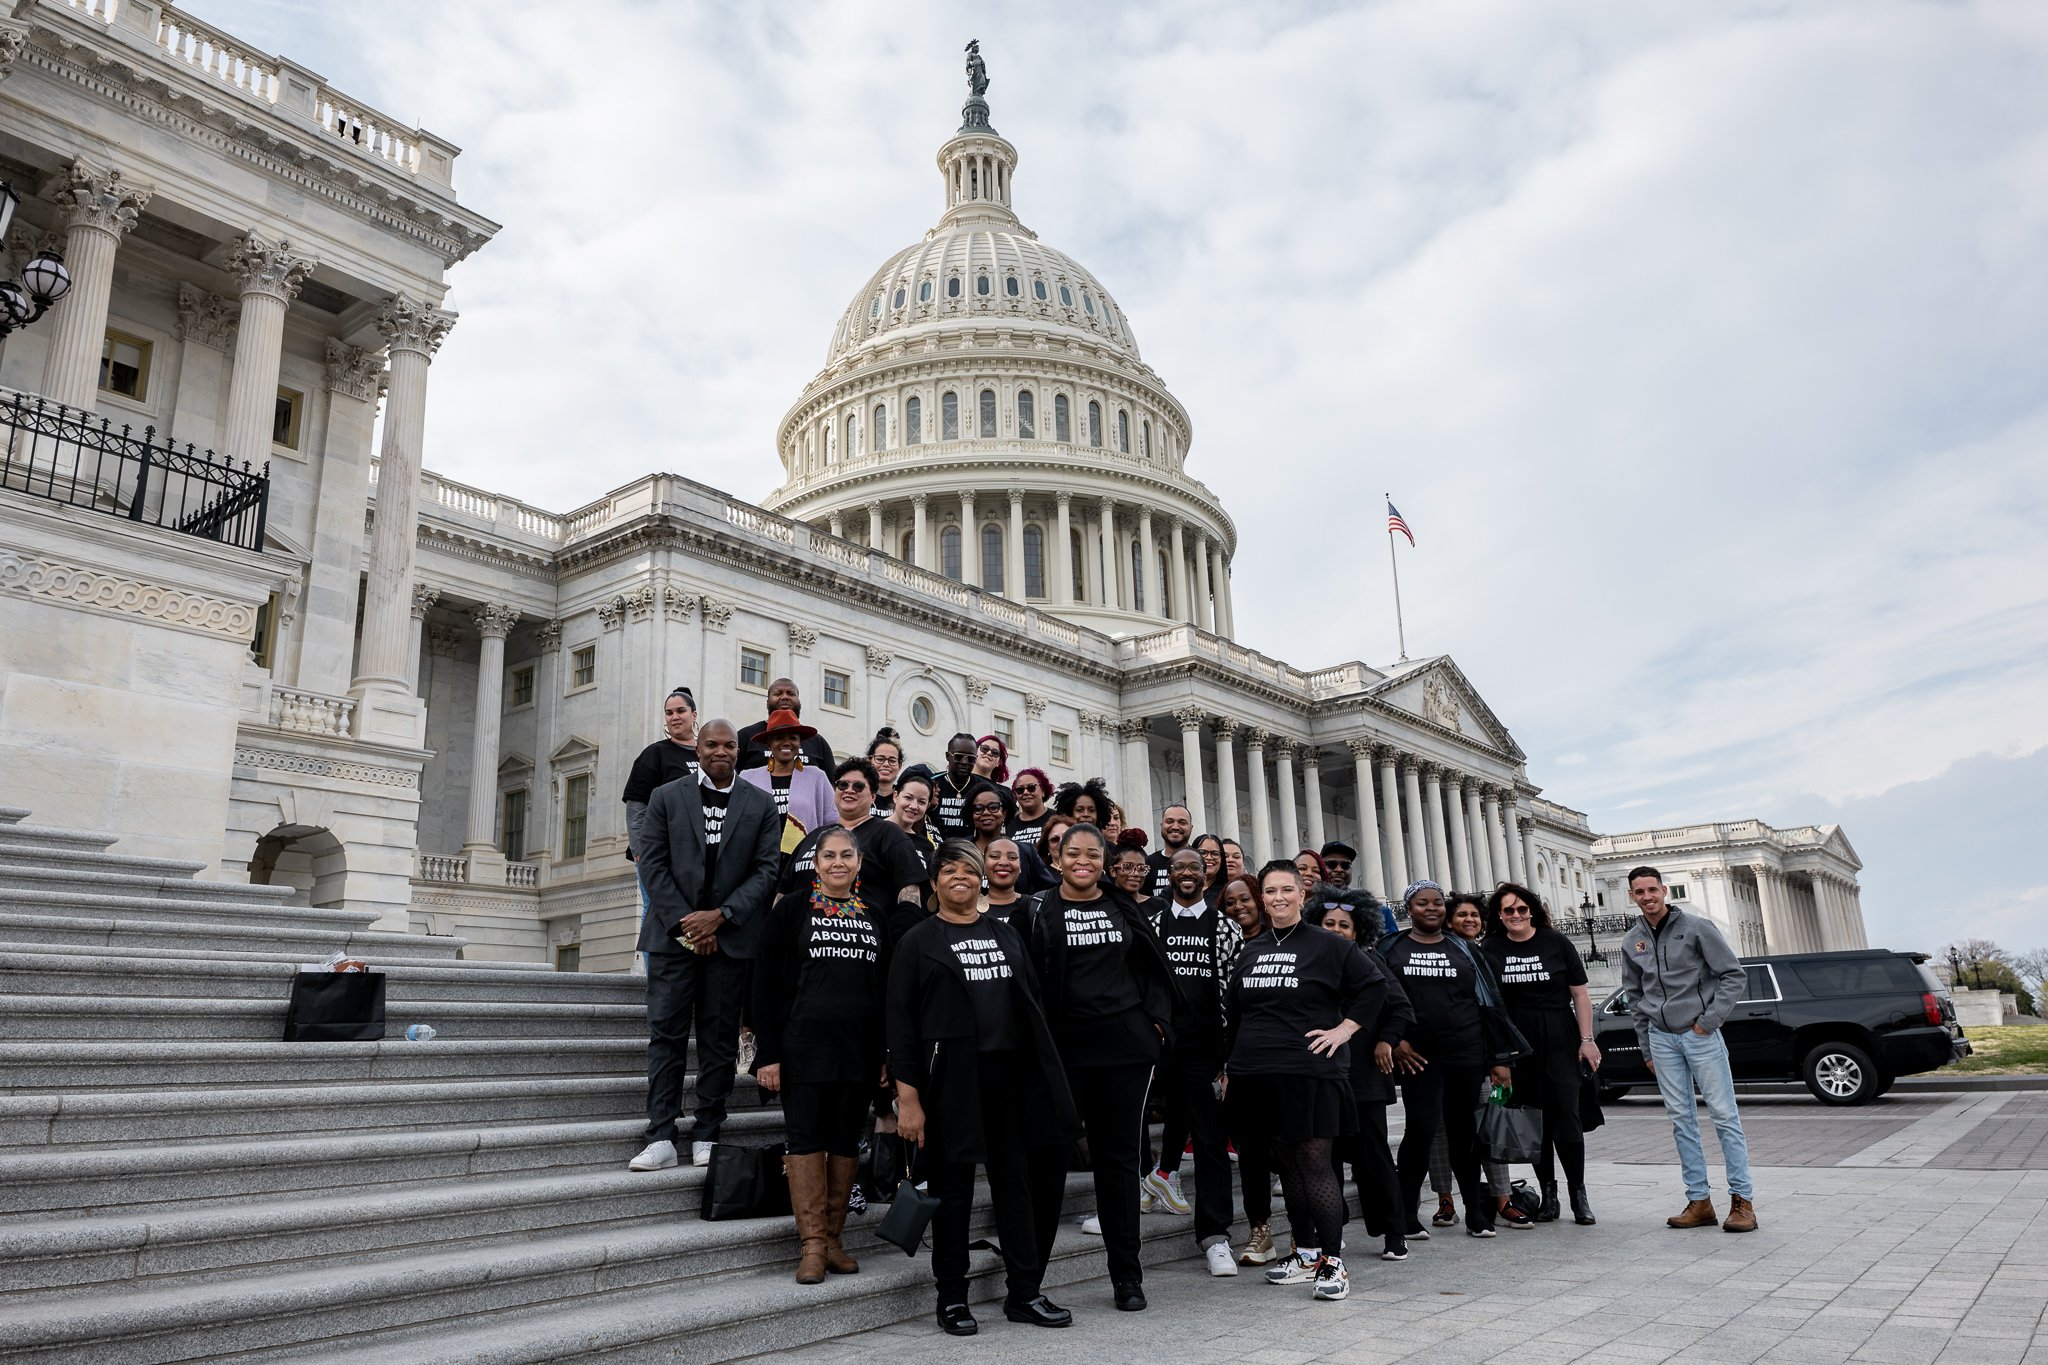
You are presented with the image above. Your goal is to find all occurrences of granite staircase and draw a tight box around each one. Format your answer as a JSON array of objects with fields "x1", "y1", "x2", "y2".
[{"x1": 0, "y1": 808, "x2": 1200, "y2": 1363}]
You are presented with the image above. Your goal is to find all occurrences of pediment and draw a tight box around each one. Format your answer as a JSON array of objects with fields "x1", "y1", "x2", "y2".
[
  {"x1": 1367, "y1": 657, "x2": 1523, "y2": 760},
  {"x1": 499, "y1": 752, "x2": 535, "y2": 778},
  {"x1": 549, "y1": 734, "x2": 599, "y2": 765}
]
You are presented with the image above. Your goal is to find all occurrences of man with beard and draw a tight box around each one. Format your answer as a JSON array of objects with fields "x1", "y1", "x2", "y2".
[
  {"x1": 736, "y1": 678, "x2": 836, "y2": 774},
  {"x1": 929, "y1": 732, "x2": 1002, "y2": 843},
  {"x1": 1145, "y1": 804, "x2": 1194, "y2": 900}
]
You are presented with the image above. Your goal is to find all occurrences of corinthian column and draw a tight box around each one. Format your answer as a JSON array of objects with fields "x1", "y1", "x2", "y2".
[
  {"x1": 1347, "y1": 740, "x2": 1387, "y2": 897},
  {"x1": 1377, "y1": 747, "x2": 1409, "y2": 892},
  {"x1": 464, "y1": 604, "x2": 520, "y2": 851},
  {"x1": 1006, "y1": 488, "x2": 1025, "y2": 597},
  {"x1": 1503, "y1": 801, "x2": 1527, "y2": 882},
  {"x1": 911, "y1": 493, "x2": 930, "y2": 570},
  {"x1": 1482, "y1": 788, "x2": 1510, "y2": 892},
  {"x1": 1244, "y1": 729, "x2": 1271, "y2": 860},
  {"x1": 1464, "y1": 780, "x2": 1490, "y2": 888},
  {"x1": 959, "y1": 490, "x2": 979, "y2": 585},
  {"x1": 1193, "y1": 531, "x2": 1214, "y2": 630},
  {"x1": 1302, "y1": 746, "x2": 1327, "y2": 853},
  {"x1": 1443, "y1": 770, "x2": 1473, "y2": 889},
  {"x1": 1212, "y1": 719, "x2": 1240, "y2": 840},
  {"x1": 1400, "y1": 760, "x2": 1429, "y2": 886},
  {"x1": 40, "y1": 161, "x2": 152, "y2": 410},
  {"x1": 1054, "y1": 492, "x2": 1074, "y2": 604},
  {"x1": 352, "y1": 298, "x2": 456, "y2": 739},
  {"x1": 1176, "y1": 707, "x2": 1208, "y2": 832},
  {"x1": 406, "y1": 584, "x2": 439, "y2": 692},
  {"x1": 1169, "y1": 517, "x2": 1191, "y2": 623},
  {"x1": 1138, "y1": 507, "x2": 1158, "y2": 616},
  {"x1": 1422, "y1": 764, "x2": 1450, "y2": 885},
  {"x1": 221, "y1": 231, "x2": 316, "y2": 465},
  {"x1": 1273, "y1": 738, "x2": 1300, "y2": 861}
]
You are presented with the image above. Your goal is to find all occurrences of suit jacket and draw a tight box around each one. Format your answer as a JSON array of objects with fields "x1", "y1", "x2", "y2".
[{"x1": 635, "y1": 774, "x2": 781, "y2": 958}]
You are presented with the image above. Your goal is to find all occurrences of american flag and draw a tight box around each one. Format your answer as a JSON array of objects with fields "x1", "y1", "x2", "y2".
[{"x1": 1386, "y1": 500, "x2": 1415, "y2": 546}]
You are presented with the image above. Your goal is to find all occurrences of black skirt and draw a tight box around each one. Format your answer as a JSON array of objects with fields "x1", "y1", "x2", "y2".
[
  {"x1": 1227, "y1": 1072, "x2": 1357, "y2": 1142},
  {"x1": 1507, "y1": 1005, "x2": 1582, "y2": 1111}
]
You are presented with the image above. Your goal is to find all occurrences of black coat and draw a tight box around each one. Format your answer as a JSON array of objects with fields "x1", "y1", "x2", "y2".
[
  {"x1": 1349, "y1": 947, "x2": 1415, "y2": 1105},
  {"x1": 635, "y1": 776, "x2": 781, "y2": 957},
  {"x1": 1021, "y1": 883, "x2": 1182, "y2": 1051},
  {"x1": 750, "y1": 890, "x2": 891, "y2": 1082},
  {"x1": 885, "y1": 913, "x2": 1081, "y2": 1165}
]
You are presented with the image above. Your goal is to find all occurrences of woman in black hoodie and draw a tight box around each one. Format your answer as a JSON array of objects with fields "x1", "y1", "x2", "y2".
[
  {"x1": 1023, "y1": 822, "x2": 1178, "y2": 1315},
  {"x1": 887, "y1": 840, "x2": 1080, "y2": 1337}
]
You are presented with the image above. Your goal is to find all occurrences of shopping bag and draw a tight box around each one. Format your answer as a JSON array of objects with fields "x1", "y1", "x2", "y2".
[
  {"x1": 1579, "y1": 1061, "x2": 1606, "y2": 1133},
  {"x1": 1475, "y1": 1097, "x2": 1543, "y2": 1164},
  {"x1": 700, "y1": 1142, "x2": 792, "y2": 1221},
  {"x1": 875, "y1": 1148, "x2": 939, "y2": 1256},
  {"x1": 282, "y1": 972, "x2": 386, "y2": 1042}
]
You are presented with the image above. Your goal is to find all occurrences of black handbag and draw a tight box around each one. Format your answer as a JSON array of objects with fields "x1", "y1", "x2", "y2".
[
  {"x1": 282, "y1": 972, "x2": 386, "y2": 1042},
  {"x1": 875, "y1": 1149, "x2": 940, "y2": 1255},
  {"x1": 1579, "y1": 1061, "x2": 1606, "y2": 1133},
  {"x1": 700, "y1": 1142, "x2": 792, "y2": 1221},
  {"x1": 859, "y1": 1129, "x2": 903, "y2": 1203},
  {"x1": 1476, "y1": 1095, "x2": 1544, "y2": 1164}
]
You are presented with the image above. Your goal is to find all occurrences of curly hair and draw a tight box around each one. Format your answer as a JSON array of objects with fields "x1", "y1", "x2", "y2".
[
  {"x1": 1483, "y1": 882, "x2": 1554, "y2": 937},
  {"x1": 1052, "y1": 778, "x2": 1114, "y2": 821}
]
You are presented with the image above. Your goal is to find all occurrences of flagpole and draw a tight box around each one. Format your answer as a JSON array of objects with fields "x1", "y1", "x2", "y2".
[{"x1": 1387, "y1": 491, "x2": 1408, "y2": 661}]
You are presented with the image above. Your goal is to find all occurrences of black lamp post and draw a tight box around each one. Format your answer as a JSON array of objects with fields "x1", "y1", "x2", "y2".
[
  {"x1": 1580, "y1": 893, "x2": 1604, "y2": 962},
  {"x1": 0, "y1": 182, "x2": 74, "y2": 339}
]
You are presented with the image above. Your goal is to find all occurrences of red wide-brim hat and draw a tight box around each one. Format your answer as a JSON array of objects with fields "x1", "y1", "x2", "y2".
[{"x1": 755, "y1": 708, "x2": 818, "y2": 743}]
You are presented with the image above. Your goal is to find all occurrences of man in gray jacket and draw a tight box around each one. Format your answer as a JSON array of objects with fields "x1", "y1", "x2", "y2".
[
  {"x1": 628, "y1": 720, "x2": 781, "y2": 1172},
  {"x1": 1620, "y1": 866, "x2": 1757, "y2": 1233}
]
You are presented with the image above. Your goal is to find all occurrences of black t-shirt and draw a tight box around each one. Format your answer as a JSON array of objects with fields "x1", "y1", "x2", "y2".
[
  {"x1": 780, "y1": 817, "x2": 930, "y2": 914},
  {"x1": 769, "y1": 773, "x2": 792, "y2": 819},
  {"x1": 1381, "y1": 934, "x2": 1484, "y2": 1067},
  {"x1": 1159, "y1": 903, "x2": 1223, "y2": 1042},
  {"x1": 622, "y1": 738, "x2": 698, "y2": 803},
  {"x1": 1054, "y1": 894, "x2": 1142, "y2": 1022},
  {"x1": 1483, "y1": 928, "x2": 1587, "y2": 1014},
  {"x1": 1146, "y1": 847, "x2": 1191, "y2": 900},
  {"x1": 1008, "y1": 811, "x2": 1048, "y2": 850},
  {"x1": 779, "y1": 892, "x2": 885, "y2": 1082},
  {"x1": 929, "y1": 774, "x2": 1001, "y2": 843},
  {"x1": 699, "y1": 781, "x2": 732, "y2": 889},
  {"x1": 941, "y1": 918, "x2": 1020, "y2": 1052},
  {"x1": 1227, "y1": 923, "x2": 1383, "y2": 1080}
]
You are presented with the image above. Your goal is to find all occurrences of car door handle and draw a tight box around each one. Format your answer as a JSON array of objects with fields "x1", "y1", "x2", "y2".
[{"x1": 1736, "y1": 1007, "x2": 1774, "y2": 1017}]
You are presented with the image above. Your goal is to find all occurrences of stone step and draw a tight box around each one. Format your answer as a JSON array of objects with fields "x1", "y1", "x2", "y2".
[
  {"x1": 0, "y1": 908, "x2": 461, "y2": 964},
  {"x1": 0, "y1": 1038, "x2": 644, "y2": 1093},
  {"x1": 0, "y1": 1115, "x2": 780, "y2": 1217},
  {"x1": 0, "y1": 1172, "x2": 1159, "y2": 1364},
  {"x1": 0, "y1": 807, "x2": 29, "y2": 824},
  {"x1": 0, "y1": 860, "x2": 299, "y2": 909},
  {"x1": 0, "y1": 884, "x2": 382, "y2": 933},
  {"x1": 0, "y1": 822, "x2": 124, "y2": 856},
  {"x1": 0, "y1": 993, "x2": 646, "y2": 1042},
  {"x1": 0, "y1": 831, "x2": 218, "y2": 881},
  {"x1": 0, "y1": 937, "x2": 512, "y2": 982},
  {"x1": 0, "y1": 952, "x2": 638, "y2": 1006}
]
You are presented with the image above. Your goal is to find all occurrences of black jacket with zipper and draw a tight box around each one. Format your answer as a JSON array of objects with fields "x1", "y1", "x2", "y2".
[{"x1": 1021, "y1": 882, "x2": 1183, "y2": 1056}]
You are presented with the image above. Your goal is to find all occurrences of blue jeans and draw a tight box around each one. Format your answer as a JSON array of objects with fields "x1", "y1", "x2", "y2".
[{"x1": 1647, "y1": 1026, "x2": 1754, "y2": 1200}]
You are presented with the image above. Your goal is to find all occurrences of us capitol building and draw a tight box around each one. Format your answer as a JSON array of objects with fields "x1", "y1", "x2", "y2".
[{"x1": 0, "y1": 9, "x2": 1869, "y2": 972}]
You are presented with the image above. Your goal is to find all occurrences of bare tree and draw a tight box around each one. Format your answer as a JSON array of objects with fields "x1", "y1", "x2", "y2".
[{"x1": 2010, "y1": 949, "x2": 2048, "y2": 1015}]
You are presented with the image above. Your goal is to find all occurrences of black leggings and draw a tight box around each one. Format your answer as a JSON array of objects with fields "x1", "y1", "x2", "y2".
[
  {"x1": 780, "y1": 1080, "x2": 870, "y2": 1157},
  {"x1": 1397, "y1": 1063, "x2": 1491, "y2": 1232},
  {"x1": 1274, "y1": 1139, "x2": 1345, "y2": 1254}
]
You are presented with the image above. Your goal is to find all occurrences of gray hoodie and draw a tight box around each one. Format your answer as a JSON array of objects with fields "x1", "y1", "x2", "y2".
[{"x1": 1618, "y1": 906, "x2": 1746, "y2": 1053}]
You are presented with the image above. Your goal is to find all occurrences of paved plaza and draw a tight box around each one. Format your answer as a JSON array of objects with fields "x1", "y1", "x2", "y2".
[{"x1": 789, "y1": 1090, "x2": 2048, "y2": 1365}]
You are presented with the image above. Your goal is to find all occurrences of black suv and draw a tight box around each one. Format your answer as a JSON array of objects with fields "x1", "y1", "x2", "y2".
[{"x1": 1593, "y1": 949, "x2": 1970, "y2": 1106}]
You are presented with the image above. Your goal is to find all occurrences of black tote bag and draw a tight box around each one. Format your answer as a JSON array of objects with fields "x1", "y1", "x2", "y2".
[
  {"x1": 282, "y1": 972, "x2": 386, "y2": 1042},
  {"x1": 1475, "y1": 1096, "x2": 1544, "y2": 1164},
  {"x1": 700, "y1": 1142, "x2": 792, "y2": 1221},
  {"x1": 1578, "y1": 1061, "x2": 1606, "y2": 1133}
]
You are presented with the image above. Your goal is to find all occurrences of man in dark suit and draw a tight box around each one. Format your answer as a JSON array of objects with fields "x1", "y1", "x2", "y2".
[
  {"x1": 735, "y1": 678, "x2": 836, "y2": 773},
  {"x1": 629, "y1": 719, "x2": 781, "y2": 1171}
]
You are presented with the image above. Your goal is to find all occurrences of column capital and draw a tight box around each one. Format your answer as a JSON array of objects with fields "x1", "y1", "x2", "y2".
[
  {"x1": 1399, "y1": 755, "x2": 1422, "y2": 777},
  {"x1": 1138, "y1": 505, "x2": 1154, "y2": 526},
  {"x1": 409, "y1": 585, "x2": 440, "y2": 620},
  {"x1": 1211, "y1": 717, "x2": 1239, "y2": 743},
  {"x1": 1174, "y1": 705, "x2": 1207, "y2": 734},
  {"x1": 47, "y1": 160, "x2": 151, "y2": 237},
  {"x1": 625, "y1": 585, "x2": 657, "y2": 621},
  {"x1": 1242, "y1": 727, "x2": 1269, "y2": 752},
  {"x1": 323, "y1": 337, "x2": 386, "y2": 402},
  {"x1": 375, "y1": 295, "x2": 457, "y2": 358},
  {"x1": 1024, "y1": 692, "x2": 1049, "y2": 718},
  {"x1": 1346, "y1": 736, "x2": 1375, "y2": 760},
  {"x1": 1270, "y1": 736, "x2": 1298, "y2": 761},
  {"x1": 1055, "y1": 489, "x2": 1072, "y2": 507},
  {"x1": 865, "y1": 645, "x2": 893, "y2": 675},
  {"x1": 1078, "y1": 713, "x2": 1100, "y2": 736},
  {"x1": 1300, "y1": 744, "x2": 1322, "y2": 770},
  {"x1": 959, "y1": 489, "x2": 976, "y2": 507},
  {"x1": 425, "y1": 623, "x2": 463, "y2": 658},
  {"x1": 1007, "y1": 486, "x2": 1025, "y2": 503},
  {"x1": 965, "y1": 675, "x2": 991, "y2": 703},
  {"x1": 662, "y1": 585, "x2": 697, "y2": 622},
  {"x1": 788, "y1": 622, "x2": 818, "y2": 655},
  {"x1": 1700, "y1": 866, "x2": 1729, "y2": 881},
  {"x1": 1169, "y1": 513, "x2": 1185, "y2": 533},
  {"x1": 1420, "y1": 761, "x2": 1442, "y2": 780},
  {"x1": 225, "y1": 230, "x2": 317, "y2": 303},
  {"x1": 597, "y1": 596, "x2": 627, "y2": 632},
  {"x1": 535, "y1": 619, "x2": 563, "y2": 653},
  {"x1": 1117, "y1": 717, "x2": 1150, "y2": 742},
  {"x1": 866, "y1": 499, "x2": 884, "y2": 515},
  {"x1": 472, "y1": 604, "x2": 519, "y2": 639},
  {"x1": 176, "y1": 284, "x2": 238, "y2": 352},
  {"x1": 701, "y1": 597, "x2": 734, "y2": 631},
  {"x1": 911, "y1": 492, "x2": 929, "y2": 509}
]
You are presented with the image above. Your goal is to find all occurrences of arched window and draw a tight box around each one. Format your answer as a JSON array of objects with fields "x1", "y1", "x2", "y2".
[
  {"x1": 947, "y1": 276, "x2": 962, "y2": 299},
  {"x1": 1071, "y1": 530, "x2": 1086, "y2": 599},
  {"x1": 1017, "y1": 389, "x2": 1036, "y2": 439},
  {"x1": 872, "y1": 404, "x2": 887, "y2": 452},
  {"x1": 845, "y1": 413, "x2": 859, "y2": 456},
  {"x1": 1141, "y1": 419, "x2": 1151, "y2": 458},
  {"x1": 941, "y1": 526, "x2": 962, "y2": 581},
  {"x1": 941, "y1": 391, "x2": 960, "y2": 440},
  {"x1": 1005, "y1": 276, "x2": 1020, "y2": 297},
  {"x1": 976, "y1": 274, "x2": 991, "y2": 296},
  {"x1": 1054, "y1": 394, "x2": 1072, "y2": 443},
  {"x1": 1117, "y1": 409, "x2": 1130, "y2": 453},
  {"x1": 1158, "y1": 551, "x2": 1172, "y2": 616},
  {"x1": 981, "y1": 525, "x2": 1004, "y2": 592},
  {"x1": 906, "y1": 395, "x2": 922, "y2": 445},
  {"x1": 1033, "y1": 279, "x2": 1048, "y2": 300},
  {"x1": 919, "y1": 280, "x2": 933, "y2": 303},
  {"x1": 978, "y1": 388, "x2": 997, "y2": 438},
  {"x1": 1130, "y1": 539, "x2": 1146, "y2": 611},
  {"x1": 1087, "y1": 400, "x2": 1103, "y2": 448},
  {"x1": 900, "y1": 531, "x2": 915, "y2": 562},
  {"x1": 1024, "y1": 525, "x2": 1045, "y2": 597},
  {"x1": 894, "y1": 287, "x2": 906, "y2": 309}
]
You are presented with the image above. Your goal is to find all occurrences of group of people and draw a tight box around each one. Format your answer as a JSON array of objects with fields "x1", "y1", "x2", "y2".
[{"x1": 622, "y1": 679, "x2": 1760, "y2": 1335}]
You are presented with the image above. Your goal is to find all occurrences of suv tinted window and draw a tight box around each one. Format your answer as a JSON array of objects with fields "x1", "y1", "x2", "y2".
[
  {"x1": 1740, "y1": 965, "x2": 1780, "y2": 1002},
  {"x1": 1793, "y1": 957, "x2": 1916, "y2": 997}
]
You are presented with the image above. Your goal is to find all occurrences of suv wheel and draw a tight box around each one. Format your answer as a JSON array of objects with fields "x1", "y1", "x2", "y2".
[{"x1": 1803, "y1": 1042, "x2": 1878, "y2": 1106}]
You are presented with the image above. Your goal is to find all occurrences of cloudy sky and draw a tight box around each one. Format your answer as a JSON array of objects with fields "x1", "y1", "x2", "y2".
[{"x1": 206, "y1": 0, "x2": 2048, "y2": 957}]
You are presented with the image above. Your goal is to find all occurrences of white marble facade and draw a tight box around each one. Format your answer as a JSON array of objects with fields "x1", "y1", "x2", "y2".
[
  {"x1": 1592, "y1": 820, "x2": 1869, "y2": 957},
  {"x1": 0, "y1": 9, "x2": 1866, "y2": 971}
]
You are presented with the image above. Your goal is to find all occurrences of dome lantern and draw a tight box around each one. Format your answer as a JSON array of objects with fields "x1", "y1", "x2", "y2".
[{"x1": 937, "y1": 40, "x2": 1019, "y2": 230}]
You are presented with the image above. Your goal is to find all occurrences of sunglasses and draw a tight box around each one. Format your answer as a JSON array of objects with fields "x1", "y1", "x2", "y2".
[
  {"x1": 1500, "y1": 906, "x2": 1532, "y2": 917},
  {"x1": 1323, "y1": 859, "x2": 1353, "y2": 870},
  {"x1": 977, "y1": 745, "x2": 1002, "y2": 755},
  {"x1": 1014, "y1": 784, "x2": 1040, "y2": 795},
  {"x1": 835, "y1": 780, "x2": 869, "y2": 793}
]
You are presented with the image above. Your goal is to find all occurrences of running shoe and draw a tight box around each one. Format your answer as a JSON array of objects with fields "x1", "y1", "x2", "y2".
[
  {"x1": 1264, "y1": 1249, "x2": 1320, "y2": 1285},
  {"x1": 1142, "y1": 1169, "x2": 1192, "y2": 1215},
  {"x1": 1080, "y1": 1215, "x2": 1103, "y2": 1236},
  {"x1": 1380, "y1": 1236, "x2": 1409, "y2": 1262},
  {"x1": 1312, "y1": 1255, "x2": 1349, "y2": 1301},
  {"x1": 1431, "y1": 1195, "x2": 1458, "y2": 1227},
  {"x1": 1205, "y1": 1242, "x2": 1240, "y2": 1277},
  {"x1": 1500, "y1": 1203, "x2": 1535, "y2": 1231}
]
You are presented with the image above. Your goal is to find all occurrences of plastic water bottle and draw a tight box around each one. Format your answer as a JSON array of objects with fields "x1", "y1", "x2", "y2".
[{"x1": 404, "y1": 1024, "x2": 438, "y2": 1042}]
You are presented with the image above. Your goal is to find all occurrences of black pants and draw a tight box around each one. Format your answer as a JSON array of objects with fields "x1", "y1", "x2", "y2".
[
  {"x1": 1397, "y1": 1063, "x2": 1491, "y2": 1232},
  {"x1": 1157, "y1": 1049, "x2": 1233, "y2": 1244},
  {"x1": 1339, "y1": 1101, "x2": 1403, "y2": 1238},
  {"x1": 643, "y1": 948, "x2": 747, "y2": 1144},
  {"x1": 1041, "y1": 1062, "x2": 1151, "y2": 1286},
  {"x1": 931, "y1": 1053, "x2": 1069, "y2": 1308},
  {"x1": 1233, "y1": 1121, "x2": 1272, "y2": 1229},
  {"x1": 782, "y1": 1079, "x2": 870, "y2": 1157}
]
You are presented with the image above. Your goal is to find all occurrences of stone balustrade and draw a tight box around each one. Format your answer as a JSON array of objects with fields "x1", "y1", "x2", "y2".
[
  {"x1": 504, "y1": 862, "x2": 540, "y2": 889},
  {"x1": 152, "y1": 7, "x2": 278, "y2": 102},
  {"x1": 417, "y1": 853, "x2": 466, "y2": 884},
  {"x1": 266, "y1": 686, "x2": 355, "y2": 738}
]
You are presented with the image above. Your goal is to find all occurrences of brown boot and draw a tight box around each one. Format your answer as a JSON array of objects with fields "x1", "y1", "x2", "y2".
[
  {"x1": 786, "y1": 1152, "x2": 830, "y2": 1284},
  {"x1": 1723, "y1": 1195, "x2": 1757, "y2": 1233},
  {"x1": 1667, "y1": 1198, "x2": 1718, "y2": 1229},
  {"x1": 822, "y1": 1154, "x2": 861, "y2": 1274}
]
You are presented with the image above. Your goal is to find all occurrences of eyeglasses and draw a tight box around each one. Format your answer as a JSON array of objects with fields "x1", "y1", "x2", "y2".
[
  {"x1": 834, "y1": 780, "x2": 869, "y2": 793},
  {"x1": 1500, "y1": 906, "x2": 1532, "y2": 917},
  {"x1": 971, "y1": 803, "x2": 1004, "y2": 813}
]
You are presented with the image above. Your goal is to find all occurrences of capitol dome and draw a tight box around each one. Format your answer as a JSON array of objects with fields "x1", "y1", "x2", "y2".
[{"x1": 765, "y1": 52, "x2": 1240, "y2": 641}]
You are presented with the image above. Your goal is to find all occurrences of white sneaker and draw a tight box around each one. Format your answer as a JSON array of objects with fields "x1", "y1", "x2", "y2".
[
  {"x1": 1138, "y1": 1183, "x2": 1155, "y2": 1214},
  {"x1": 1142, "y1": 1169, "x2": 1192, "y2": 1215},
  {"x1": 1312, "y1": 1255, "x2": 1349, "y2": 1301},
  {"x1": 629, "y1": 1140, "x2": 677, "y2": 1171},
  {"x1": 1205, "y1": 1242, "x2": 1239, "y2": 1277},
  {"x1": 1264, "y1": 1249, "x2": 1320, "y2": 1285},
  {"x1": 1080, "y1": 1214, "x2": 1103, "y2": 1236},
  {"x1": 691, "y1": 1140, "x2": 713, "y2": 1168}
]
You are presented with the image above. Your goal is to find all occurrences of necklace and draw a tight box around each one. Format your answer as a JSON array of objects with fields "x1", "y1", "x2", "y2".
[
  {"x1": 810, "y1": 886, "x2": 865, "y2": 918},
  {"x1": 1273, "y1": 921, "x2": 1302, "y2": 946}
]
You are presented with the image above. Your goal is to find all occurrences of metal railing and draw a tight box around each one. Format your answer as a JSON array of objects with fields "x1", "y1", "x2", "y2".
[{"x1": 0, "y1": 390, "x2": 270, "y2": 551}]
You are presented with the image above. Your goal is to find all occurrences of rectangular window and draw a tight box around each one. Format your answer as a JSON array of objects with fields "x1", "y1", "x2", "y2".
[
  {"x1": 739, "y1": 647, "x2": 771, "y2": 689},
  {"x1": 249, "y1": 592, "x2": 280, "y2": 670},
  {"x1": 502, "y1": 789, "x2": 527, "y2": 861},
  {"x1": 510, "y1": 665, "x2": 534, "y2": 708},
  {"x1": 99, "y1": 331, "x2": 151, "y2": 401},
  {"x1": 570, "y1": 646, "x2": 596, "y2": 688},
  {"x1": 906, "y1": 395, "x2": 922, "y2": 445},
  {"x1": 273, "y1": 387, "x2": 304, "y2": 450},
  {"x1": 1017, "y1": 390, "x2": 1035, "y2": 439},
  {"x1": 993, "y1": 714, "x2": 1015, "y2": 749},
  {"x1": 1050, "y1": 729, "x2": 1071, "y2": 765},
  {"x1": 555, "y1": 944, "x2": 580, "y2": 973},
  {"x1": 978, "y1": 388, "x2": 997, "y2": 438},
  {"x1": 941, "y1": 391, "x2": 960, "y2": 440},
  {"x1": 1054, "y1": 394, "x2": 1071, "y2": 443},
  {"x1": 822, "y1": 668, "x2": 851, "y2": 709},
  {"x1": 561, "y1": 774, "x2": 590, "y2": 859},
  {"x1": 1669, "y1": 883, "x2": 1688, "y2": 901}
]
